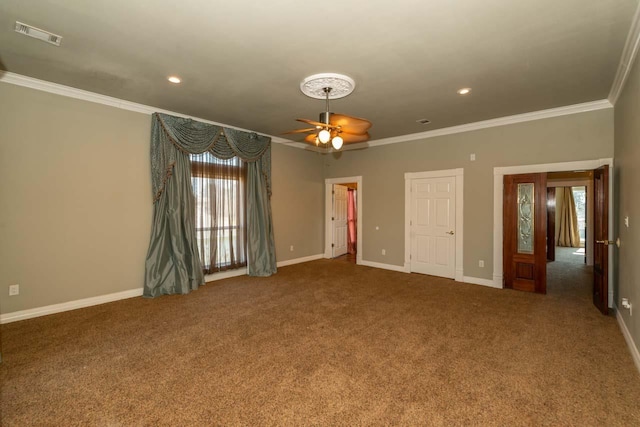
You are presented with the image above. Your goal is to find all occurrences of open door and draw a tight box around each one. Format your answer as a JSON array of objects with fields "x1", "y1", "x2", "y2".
[
  {"x1": 593, "y1": 166, "x2": 609, "y2": 315},
  {"x1": 503, "y1": 173, "x2": 547, "y2": 293},
  {"x1": 332, "y1": 184, "x2": 348, "y2": 257}
]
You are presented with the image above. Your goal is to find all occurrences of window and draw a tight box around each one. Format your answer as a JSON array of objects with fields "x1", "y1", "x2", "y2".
[
  {"x1": 191, "y1": 153, "x2": 247, "y2": 273},
  {"x1": 572, "y1": 186, "x2": 586, "y2": 246}
]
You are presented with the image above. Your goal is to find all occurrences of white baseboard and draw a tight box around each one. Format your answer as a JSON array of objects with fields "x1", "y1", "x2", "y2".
[
  {"x1": 615, "y1": 306, "x2": 640, "y2": 375},
  {"x1": 463, "y1": 276, "x2": 502, "y2": 289},
  {"x1": 204, "y1": 268, "x2": 247, "y2": 282},
  {"x1": 277, "y1": 254, "x2": 324, "y2": 268},
  {"x1": 0, "y1": 288, "x2": 144, "y2": 324},
  {"x1": 359, "y1": 260, "x2": 407, "y2": 273}
]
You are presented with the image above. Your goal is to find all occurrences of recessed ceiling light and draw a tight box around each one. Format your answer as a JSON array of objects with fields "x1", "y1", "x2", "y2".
[
  {"x1": 457, "y1": 88, "x2": 471, "y2": 95},
  {"x1": 168, "y1": 76, "x2": 181, "y2": 84}
]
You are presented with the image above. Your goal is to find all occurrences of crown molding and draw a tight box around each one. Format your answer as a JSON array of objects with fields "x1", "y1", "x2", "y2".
[
  {"x1": 609, "y1": 1, "x2": 640, "y2": 105},
  {"x1": 0, "y1": 71, "x2": 613, "y2": 152},
  {"x1": 341, "y1": 99, "x2": 613, "y2": 151},
  {"x1": 0, "y1": 71, "x2": 295, "y2": 145}
]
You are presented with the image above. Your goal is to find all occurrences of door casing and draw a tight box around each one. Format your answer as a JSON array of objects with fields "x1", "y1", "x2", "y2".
[{"x1": 493, "y1": 159, "x2": 613, "y2": 307}]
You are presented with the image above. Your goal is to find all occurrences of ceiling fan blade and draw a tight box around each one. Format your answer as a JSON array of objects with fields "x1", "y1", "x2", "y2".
[
  {"x1": 329, "y1": 113, "x2": 372, "y2": 134},
  {"x1": 281, "y1": 128, "x2": 316, "y2": 134},
  {"x1": 296, "y1": 118, "x2": 338, "y2": 129}
]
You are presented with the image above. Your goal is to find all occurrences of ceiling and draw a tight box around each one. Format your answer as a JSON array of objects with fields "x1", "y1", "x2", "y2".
[{"x1": 0, "y1": 0, "x2": 637, "y2": 144}]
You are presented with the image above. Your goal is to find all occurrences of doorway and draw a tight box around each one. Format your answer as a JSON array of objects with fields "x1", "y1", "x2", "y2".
[
  {"x1": 325, "y1": 176, "x2": 362, "y2": 264},
  {"x1": 494, "y1": 159, "x2": 613, "y2": 311},
  {"x1": 547, "y1": 171, "x2": 593, "y2": 266}
]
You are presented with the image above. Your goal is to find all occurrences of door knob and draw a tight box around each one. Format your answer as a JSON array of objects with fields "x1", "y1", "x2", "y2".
[
  {"x1": 596, "y1": 240, "x2": 614, "y2": 245},
  {"x1": 446, "y1": 230, "x2": 455, "y2": 235}
]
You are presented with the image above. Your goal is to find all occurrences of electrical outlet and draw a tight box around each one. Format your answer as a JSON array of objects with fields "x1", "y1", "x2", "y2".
[
  {"x1": 290, "y1": 245, "x2": 294, "y2": 252},
  {"x1": 470, "y1": 153, "x2": 476, "y2": 161},
  {"x1": 9, "y1": 284, "x2": 19, "y2": 296},
  {"x1": 479, "y1": 260, "x2": 484, "y2": 268},
  {"x1": 382, "y1": 249, "x2": 386, "y2": 256}
]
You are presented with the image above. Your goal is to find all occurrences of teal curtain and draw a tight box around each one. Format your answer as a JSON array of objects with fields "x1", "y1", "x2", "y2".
[
  {"x1": 144, "y1": 113, "x2": 276, "y2": 297},
  {"x1": 247, "y1": 162, "x2": 277, "y2": 276}
]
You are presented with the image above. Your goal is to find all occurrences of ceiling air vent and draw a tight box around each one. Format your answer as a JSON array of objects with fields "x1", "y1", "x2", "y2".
[
  {"x1": 14, "y1": 21, "x2": 62, "y2": 46},
  {"x1": 416, "y1": 119, "x2": 431, "y2": 125}
]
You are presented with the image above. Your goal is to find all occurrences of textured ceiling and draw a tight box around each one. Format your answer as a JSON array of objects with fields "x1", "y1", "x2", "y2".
[{"x1": 0, "y1": 0, "x2": 636, "y2": 144}]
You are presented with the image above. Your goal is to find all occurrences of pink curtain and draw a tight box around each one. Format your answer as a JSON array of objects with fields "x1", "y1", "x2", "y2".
[{"x1": 347, "y1": 189, "x2": 357, "y2": 254}]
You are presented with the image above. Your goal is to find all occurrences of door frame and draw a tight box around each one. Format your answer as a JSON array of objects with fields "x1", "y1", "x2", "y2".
[
  {"x1": 324, "y1": 176, "x2": 363, "y2": 264},
  {"x1": 404, "y1": 168, "x2": 464, "y2": 281},
  {"x1": 493, "y1": 159, "x2": 613, "y2": 306}
]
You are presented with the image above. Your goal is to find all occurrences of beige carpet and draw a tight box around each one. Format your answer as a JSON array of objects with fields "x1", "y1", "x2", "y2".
[{"x1": 1, "y1": 259, "x2": 639, "y2": 426}]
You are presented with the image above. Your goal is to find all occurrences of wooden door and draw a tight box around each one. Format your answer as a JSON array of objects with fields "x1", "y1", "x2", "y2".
[
  {"x1": 332, "y1": 184, "x2": 348, "y2": 257},
  {"x1": 546, "y1": 187, "x2": 556, "y2": 261},
  {"x1": 503, "y1": 173, "x2": 547, "y2": 293},
  {"x1": 410, "y1": 176, "x2": 456, "y2": 278},
  {"x1": 593, "y1": 166, "x2": 609, "y2": 315}
]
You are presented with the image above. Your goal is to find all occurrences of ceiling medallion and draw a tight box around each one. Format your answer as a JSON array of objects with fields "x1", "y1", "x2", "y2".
[{"x1": 300, "y1": 73, "x2": 356, "y2": 99}]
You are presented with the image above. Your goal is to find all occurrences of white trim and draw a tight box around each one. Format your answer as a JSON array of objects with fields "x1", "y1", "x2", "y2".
[
  {"x1": 0, "y1": 72, "x2": 613, "y2": 152},
  {"x1": 463, "y1": 276, "x2": 502, "y2": 289},
  {"x1": 342, "y1": 100, "x2": 612, "y2": 150},
  {"x1": 203, "y1": 269, "x2": 247, "y2": 282},
  {"x1": 609, "y1": 2, "x2": 640, "y2": 105},
  {"x1": 0, "y1": 71, "x2": 296, "y2": 145},
  {"x1": 404, "y1": 168, "x2": 464, "y2": 281},
  {"x1": 616, "y1": 306, "x2": 640, "y2": 374},
  {"x1": 324, "y1": 176, "x2": 363, "y2": 264},
  {"x1": 0, "y1": 288, "x2": 143, "y2": 324},
  {"x1": 359, "y1": 260, "x2": 407, "y2": 273},
  {"x1": 493, "y1": 159, "x2": 614, "y2": 295},
  {"x1": 277, "y1": 254, "x2": 324, "y2": 267}
]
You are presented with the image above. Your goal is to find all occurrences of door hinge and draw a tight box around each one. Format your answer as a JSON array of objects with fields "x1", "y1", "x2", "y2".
[
  {"x1": 332, "y1": 190, "x2": 335, "y2": 195},
  {"x1": 331, "y1": 243, "x2": 334, "y2": 248},
  {"x1": 410, "y1": 220, "x2": 412, "y2": 226},
  {"x1": 332, "y1": 217, "x2": 334, "y2": 220}
]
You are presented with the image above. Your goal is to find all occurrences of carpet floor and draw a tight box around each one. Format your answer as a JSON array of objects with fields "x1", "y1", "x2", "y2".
[{"x1": 1, "y1": 259, "x2": 639, "y2": 426}]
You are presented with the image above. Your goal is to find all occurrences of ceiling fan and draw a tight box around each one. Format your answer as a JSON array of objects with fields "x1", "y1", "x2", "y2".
[{"x1": 283, "y1": 73, "x2": 372, "y2": 150}]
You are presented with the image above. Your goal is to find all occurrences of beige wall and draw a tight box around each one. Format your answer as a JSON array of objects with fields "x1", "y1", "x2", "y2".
[
  {"x1": 613, "y1": 48, "x2": 640, "y2": 355},
  {"x1": 0, "y1": 83, "x2": 152, "y2": 314},
  {"x1": 0, "y1": 83, "x2": 325, "y2": 315},
  {"x1": 271, "y1": 144, "x2": 324, "y2": 261},
  {"x1": 324, "y1": 109, "x2": 614, "y2": 279}
]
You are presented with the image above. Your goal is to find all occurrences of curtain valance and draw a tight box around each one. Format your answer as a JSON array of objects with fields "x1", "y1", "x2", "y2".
[{"x1": 151, "y1": 113, "x2": 272, "y2": 202}]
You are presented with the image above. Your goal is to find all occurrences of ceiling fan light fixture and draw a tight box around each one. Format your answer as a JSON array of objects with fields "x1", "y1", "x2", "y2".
[
  {"x1": 318, "y1": 129, "x2": 331, "y2": 144},
  {"x1": 331, "y1": 136, "x2": 344, "y2": 150}
]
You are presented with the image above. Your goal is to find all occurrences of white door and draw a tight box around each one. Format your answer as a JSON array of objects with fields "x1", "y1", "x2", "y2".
[
  {"x1": 333, "y1": 184, "x2": 348, "y2": 257},
  {"x1": 410, "y1": 177, "x2": 456, "y2": 278}
]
